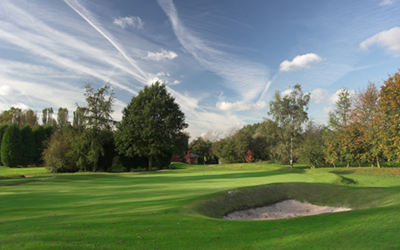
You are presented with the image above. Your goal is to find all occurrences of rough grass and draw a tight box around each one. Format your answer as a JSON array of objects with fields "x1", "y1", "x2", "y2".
[{"x1": 1, "y1": 163, "x2": 400, "y2": 249}]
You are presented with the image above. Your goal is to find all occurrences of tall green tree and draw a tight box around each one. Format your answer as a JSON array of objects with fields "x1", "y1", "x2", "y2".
[
  {"x1": 33, "y1": 125, "x2": 46, "y2": 165},
  {"x1": 20, "y1": 125, "x2": 36, "y2": 167},
  {"x1": 268, "y1": 84, "x2": 310, "y2": 168},
  {"x1": 0, "y1": 124, "x2": 9, "y2": 166},
  {"x1": 57, "y1": 107, "x2": 69, "y2": 128},
  {"x1": 327, "y1": 88, "x2": 353, "y2": 167},
  {"x1": 115, "y1": 81, "x2": 188, "y2": 171},
  {"x1": 189, "y1": 137, "x2": 213, "y2": 164},
  {"x1": 1, "y1": 124, "x2": 22, "y2": 167},
  {"x1": 298, "y1": 121, "x2": 327, "y2": 168},
  {"x1": 73, "y1": 82, "x2": 115, "y2": 171}
]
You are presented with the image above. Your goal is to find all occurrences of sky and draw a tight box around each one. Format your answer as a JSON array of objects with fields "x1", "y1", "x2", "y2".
[{"x1": 0, "y1": 0, "x2": 400, "y2": 140}]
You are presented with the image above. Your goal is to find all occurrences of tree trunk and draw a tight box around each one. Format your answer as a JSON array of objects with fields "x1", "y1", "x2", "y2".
[
  {"x1": 333, "y1": 163, "x2": 336, "y2": 168},
  {"x1": 290, "y1": 135, "x2": 293, "y2": 168},
  {"x1": 347, "y1": 162, "x2": 350, "y2": 168},
  {"x1": 377, "y1": 160, "x2": 381, "y2": 168},
  {"x1": 148, "y1": 155, "x2": 153, "y2": 171}
]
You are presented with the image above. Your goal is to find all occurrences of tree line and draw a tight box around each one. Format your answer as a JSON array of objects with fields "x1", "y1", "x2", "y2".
[
  {"x1": 0, "y1": 81, "x2": 188, "y2": 172},
  {"x1": 189, "y1": 71, "x2": 400, "y2": 168}
]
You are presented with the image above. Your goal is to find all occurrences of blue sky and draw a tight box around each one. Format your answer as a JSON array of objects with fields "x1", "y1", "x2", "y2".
[{"x1": 0, "y1": 0, "x2": 400, "y2": 139}]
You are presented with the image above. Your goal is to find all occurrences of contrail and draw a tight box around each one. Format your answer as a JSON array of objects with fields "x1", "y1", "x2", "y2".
[{"x1": 64, "y1": 0, "x2": 148, "y2": 83}]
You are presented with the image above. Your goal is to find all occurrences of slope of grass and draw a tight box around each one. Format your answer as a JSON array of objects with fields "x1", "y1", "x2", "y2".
[{"x1": 0, "y1": 163, "x2": 400, "y2": 249}]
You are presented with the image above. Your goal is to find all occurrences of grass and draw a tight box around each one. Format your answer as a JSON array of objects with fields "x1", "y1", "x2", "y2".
[{"x1": 1, "y1": 162, "x2": 400, "y2": 249}]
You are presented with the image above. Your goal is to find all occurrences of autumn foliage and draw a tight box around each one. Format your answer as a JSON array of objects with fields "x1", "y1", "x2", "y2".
[{"x1": 245, "y1": 150, "x2": 255, "y2": 163}]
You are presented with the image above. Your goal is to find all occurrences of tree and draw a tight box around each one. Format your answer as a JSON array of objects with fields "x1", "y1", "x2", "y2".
[
  {"x1": 245, "y1": 150, "x2": 255, "y2": 163},
  {"x1": 328, "y1": 88, "x2": 353, "y2": 167},
  {"x1": 33, "y1": 125, "x2": 46, "y2": 165},
  {"x1": 43, "y1": 126, "x2": 76, "y2": 173},
  {"x1": 0, "y1": 124, "x2": 9, "y2": 166},
  {"x1": 75, "y1": 82, "x2": 115, "y2": 172},
  {"x1": 115, "y1": 81, "x2": 188, "y2": 171},
  {"x1": 298, "y1": 121, "x2": 327, "y2": 168},
  {"x1": 1, "y1": 124, "x2": 22, "y2": 167},
  {"x1": 345, "y1": 82, "x2": 380, "y2": 166},
  {"x1": 376, "y1": 71, "x2": 400, "y2": 162},
  {"x1": 72, "y1": 107, "x2": 86, "y2": 128},
  {"x1": 20, "y1": 125, "x2": 36, "y2": 167},
  {"x1": 57, "y1": 107, "x2": 69, "y2": 128},
  {"x1": 268, "y1": 84, "x2": 310, "y2": 168},
  {"x1": 189, "y1": 137, "x2": 213, "y2": 164}
]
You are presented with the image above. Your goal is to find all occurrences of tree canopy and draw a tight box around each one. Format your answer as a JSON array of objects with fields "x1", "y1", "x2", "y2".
[{"x1": 115, "y1": 81, "x2": 188, "y2": 170}]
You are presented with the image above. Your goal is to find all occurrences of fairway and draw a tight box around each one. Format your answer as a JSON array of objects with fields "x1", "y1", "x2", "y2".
[{"x1": 1, "y1": 163, "x2": 400, "y2": 249}]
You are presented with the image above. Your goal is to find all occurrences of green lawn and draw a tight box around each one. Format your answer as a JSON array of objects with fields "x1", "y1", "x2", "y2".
[{"x1": 1, "y1": 163, "x2": 400, "y2": 249}]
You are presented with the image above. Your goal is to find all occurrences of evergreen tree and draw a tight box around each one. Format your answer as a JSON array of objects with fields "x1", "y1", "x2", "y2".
[
  {"x1": 33, "y1": 125, "x2": 46, "y2": 165},
  {"x1": 1, "y1": 124, "x2": 22, "y2": 167},
  {"x1": 0, "y1": 124, "x2": 9, "y2": 166},
  {"x1": 20, "y1": 125, "x2": 36, "y2": 167},
  {"x1": 115, "y1": 81, "x2": 188, "y2": 171}
]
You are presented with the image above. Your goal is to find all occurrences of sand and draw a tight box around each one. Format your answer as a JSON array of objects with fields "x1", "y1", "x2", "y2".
[{"x1": 223, "y1": 200, "x2": 351, "y2": 220}]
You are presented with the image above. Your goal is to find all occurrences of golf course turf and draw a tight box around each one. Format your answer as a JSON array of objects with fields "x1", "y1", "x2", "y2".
[{"x1": 1, "y1": 163, "x2": 400, "y2": 249}]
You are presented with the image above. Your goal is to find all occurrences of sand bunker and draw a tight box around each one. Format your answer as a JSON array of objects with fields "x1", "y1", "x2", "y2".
[{"x1": 223, "y1": 200, "x2": 351, "y2": 220}]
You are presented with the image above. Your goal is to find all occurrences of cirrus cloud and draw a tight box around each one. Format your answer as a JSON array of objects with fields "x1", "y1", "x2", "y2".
[
  {"x1": 280, "y1": 53, "x2": 325, "y2": 72},
  {"x1": 216, "y1": 100, "x2": 267, "y2": 111},
  {"x1": 113, "y1": 16, "x2": 144, "y2": 29}
]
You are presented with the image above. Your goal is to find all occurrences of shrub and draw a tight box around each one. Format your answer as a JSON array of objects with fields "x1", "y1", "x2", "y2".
[
  {"x1": 1, "y1": 124, "x2": 22, "y2": 167},
  {"x1": 43, "y1": 128, "x2": 76, "y2": 173}
]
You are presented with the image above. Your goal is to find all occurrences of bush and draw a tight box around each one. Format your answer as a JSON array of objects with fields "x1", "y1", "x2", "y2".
[
  {"x1": 20, "y1": 125, "x2": 36, "y2": 167},
  {"x1": 43, "y1": 128, "x2": 76, "y2": 173},
  {"x1": 1, "y1": 124, "x2": 22, "y2": 167}
]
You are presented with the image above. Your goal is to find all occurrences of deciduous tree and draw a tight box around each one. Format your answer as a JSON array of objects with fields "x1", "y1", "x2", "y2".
[
  {"x1": 268, "y1": 84, "x2": 310, "y2": 168},
  {"x1": 115, "y1": 81, "x2": 188, "y2": 170}
]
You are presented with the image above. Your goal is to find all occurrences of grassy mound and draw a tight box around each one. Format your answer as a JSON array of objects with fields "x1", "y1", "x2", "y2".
[{"x1": 192, "y1": 182, "x2": 400, "y2": 218}]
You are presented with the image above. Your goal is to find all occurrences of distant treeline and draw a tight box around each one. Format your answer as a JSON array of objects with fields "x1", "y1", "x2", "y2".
[{"x1": 189, "y1": 71, "x2": 400, "y2": 168}]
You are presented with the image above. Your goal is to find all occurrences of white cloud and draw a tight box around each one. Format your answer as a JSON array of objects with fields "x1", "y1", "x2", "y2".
[
  {"x1": 329, "y1": 89, "x2": 355, "y2": 104},
  {"x1": 379, "y1": 0, "x2": 395, "y2": 6},
  {"x1": 216, "y1": 100, "x2": 267, "y2": 111},
  {"x1": 143, "y1": 49, "x2": 178, "y2": 61},
  {"x1": 360, "y1": 27, "x2": 400, "y2": 55},
  {"x1": 0, "y1": 85, "x2": 21, "y2": 96},
  {"x1": 281, "y1": 89, "x2": 293, "y2": 97},
  {"x1": 113, "y1": 16, "x2": 144, "y2": 29},
  {"x1": 311, "y1": 88, "x2": 330, "y2": 104},
  {"x1": 12, "y1": 102, "x2": 29, "y2": 110},
  {"x1": 170, "y1": 80, "x2": 181, "y2": 85},
  {"x1": 280, "y1": 53, "x2": 325, "y2": 71},
  {"x1": 324, "y1": 106, "x2": 334, "y2": 114}
]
